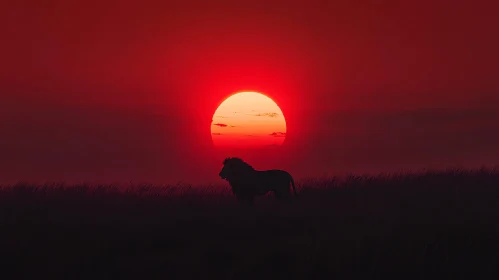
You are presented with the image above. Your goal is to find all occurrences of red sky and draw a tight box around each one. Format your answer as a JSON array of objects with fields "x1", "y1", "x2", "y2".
[{"x1": 1, "y1": 0, "x2": 498, "y2": 184}]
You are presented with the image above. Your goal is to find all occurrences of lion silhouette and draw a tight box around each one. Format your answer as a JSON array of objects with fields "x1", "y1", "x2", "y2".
[{"x1": 218, "y1": 157, "x2": 297, "y2": 205}]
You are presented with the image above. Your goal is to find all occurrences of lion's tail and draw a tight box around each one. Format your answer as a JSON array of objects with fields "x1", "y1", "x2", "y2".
[{"x1": 289, "y1": 174, "x2": 297, "y2": 196}]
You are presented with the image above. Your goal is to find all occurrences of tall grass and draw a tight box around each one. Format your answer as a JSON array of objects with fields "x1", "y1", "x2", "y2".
[{"x1": 1, "y1": 168, "x2": 499, "y2": 279}]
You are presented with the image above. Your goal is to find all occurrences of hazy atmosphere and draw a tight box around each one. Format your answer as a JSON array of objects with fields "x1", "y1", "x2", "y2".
[{"x1": 2, "y1": 0, "x2": 498, "y2": 183}]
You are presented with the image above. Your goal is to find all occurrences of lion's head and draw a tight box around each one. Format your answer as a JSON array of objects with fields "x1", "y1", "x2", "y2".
[{"x1": 219, "y1": 157, "x2": 255, "y2": 181}]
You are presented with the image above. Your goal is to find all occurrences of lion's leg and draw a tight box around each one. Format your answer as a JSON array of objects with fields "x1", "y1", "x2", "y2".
[
  {"x1": 274, "y1": 185, "x2": 292, "y2": 201},
  {"x1": 237, "y1": 194, "x2": 255, "y2": 206},
  {"x1": 245, "y1": 195, "x2": 255, "y2": 205}
]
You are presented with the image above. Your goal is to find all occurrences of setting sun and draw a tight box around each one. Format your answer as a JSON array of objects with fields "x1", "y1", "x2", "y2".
[{"x1": 211, "y1": 91, "x2": 287, "y2": 148}]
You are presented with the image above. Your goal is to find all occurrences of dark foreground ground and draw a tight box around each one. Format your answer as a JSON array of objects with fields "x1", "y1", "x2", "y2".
[{"x1": 1, "y1": 169, "x2": 499, "y2": 279}]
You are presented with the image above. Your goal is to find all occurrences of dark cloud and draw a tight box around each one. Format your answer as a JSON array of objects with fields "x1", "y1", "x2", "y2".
[
  {"x1": 249, "y1": 112, "x2": 280, "y2": 118},
  {"x1": 213, "y1": 123, "x2": 228, "y2": 127},
  {"x1": 270, "y1": 132, "x2": 286, "y2": 137}
]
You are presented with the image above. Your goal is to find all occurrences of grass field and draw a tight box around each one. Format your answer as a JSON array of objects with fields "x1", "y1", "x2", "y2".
[{"x1": 1, "y1": 168, "x2": 499, "y2": 279}]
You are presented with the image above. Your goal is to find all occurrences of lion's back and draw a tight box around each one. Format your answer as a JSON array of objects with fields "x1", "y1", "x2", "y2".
[{"x1": 256, "y1": 169, "x2": 290, "y2": 184}]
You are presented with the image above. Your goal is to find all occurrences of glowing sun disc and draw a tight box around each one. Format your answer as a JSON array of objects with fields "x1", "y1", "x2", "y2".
[{"x1": 211, "y1": 91, "x2": 287, "y2": 148}]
